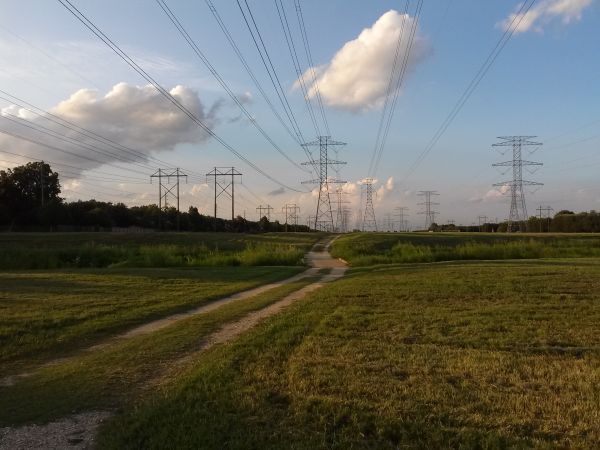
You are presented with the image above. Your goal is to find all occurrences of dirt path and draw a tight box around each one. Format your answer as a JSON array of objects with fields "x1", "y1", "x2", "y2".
[{"x1": 0, "y1": 237, "x2": 347, "y2": 450}]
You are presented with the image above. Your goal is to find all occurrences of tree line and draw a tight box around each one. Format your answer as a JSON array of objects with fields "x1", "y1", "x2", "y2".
[
  {"x1": 0, "y1": 162, "x2": 309, "y2": 232},
  {"x1": 430, "y1": 210, "x2": 600, "y2": 233}
]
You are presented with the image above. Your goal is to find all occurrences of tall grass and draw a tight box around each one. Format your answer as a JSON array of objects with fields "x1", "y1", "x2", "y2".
[
  {"x1": 0, "y1": 242, "x2": 305, "y2": 269},
  {"x1": 332, "y1": 234, "x2": 600, "y2": 266}
]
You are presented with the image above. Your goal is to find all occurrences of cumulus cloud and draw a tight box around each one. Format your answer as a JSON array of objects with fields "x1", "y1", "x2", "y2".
[
  {"x1": 469, "y1": 185, "x2": 510, "y2": 203},
  {"x1": 498, "y1": 0, "x2": 593, "y2": 34},
  {"x1": 294, "y1": 10, "x2": 430, "y2": 112},
  {"x1": 0, "y1": 82, "x2": 218, "y2": 175}
]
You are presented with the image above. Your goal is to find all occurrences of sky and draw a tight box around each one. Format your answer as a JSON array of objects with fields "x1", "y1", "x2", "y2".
[{"x1": 0, "y1": 0, "x2": 599, "y2": 229}]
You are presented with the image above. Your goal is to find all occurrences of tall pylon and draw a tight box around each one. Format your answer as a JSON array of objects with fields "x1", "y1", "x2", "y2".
[
  {"x1": 492, "y1": 136, "x2": 543, "y2": 232},
  {"x1": 361, "y1": 178, "x2": 377, "y2": 231},
  {"x1": 301, "y1": 136, "x2": 346, "y2": 231},
  {"x1": 394, "y1": 206, "x2": 409, "y2": 232},
  {"x1": 332, "y1": 187, "x2": 350, "y2": 232},
  {"x1": 417, "y1": 190, "x2": 439, "y2": 230}
]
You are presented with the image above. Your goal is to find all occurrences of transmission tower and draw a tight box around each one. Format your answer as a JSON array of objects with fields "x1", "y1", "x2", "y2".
[
  {"x1": 417, "y1": 190, "x2": 439, "y2": 230},
  {"x1": 150, "y1": 168, "x2": 188, "y2": 230},
  {"x1": 256, "y1": 204, "x2": 273, "y2": 221},
  {"x1": 478, "y1": 215, "x2": 488, "y2": 232},
  {"x1": 394, "y1": 206, "x2": 409, "y2": 232},
  {"x1": 206, "y1": 167, "x2": 242, "y2": 221},
  {"x1": 536, "y1": 205, "x2": 554, "y2": 232},
  {"x1": 341, "y1": 207, "x2": 351, "y2": 233},
  {"x1": 301, "y1": 136, "x2": 346, "y2": 231},
  {"x1": 361, "y1": 178, "x2": 377, "y2": 231},
  {"x1": 492, "y1": 136, "x2": 543, "y2": 232},
  {"x1": 282, "y1": 203, "x2": 300, "y2": 232},
  {"x1": 332, "y1": 188, "x2": 350, "y2": 232}
]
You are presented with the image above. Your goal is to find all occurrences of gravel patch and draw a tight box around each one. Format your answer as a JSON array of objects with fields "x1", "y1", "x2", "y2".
[{"x1": 0, "y1": 411, "x2": 111, "y2": 450}]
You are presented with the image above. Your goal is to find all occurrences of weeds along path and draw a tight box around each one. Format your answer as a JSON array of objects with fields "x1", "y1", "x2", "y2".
[{"x1": 0, "y1": 237, "x2": 347, "y2": 450}]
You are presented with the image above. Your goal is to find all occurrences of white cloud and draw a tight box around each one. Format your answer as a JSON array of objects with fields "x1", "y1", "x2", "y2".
[
  {"x1": 294, "y1": 10, "x2": 429, "y2": 112},
  {"x1": 499, "y1": 0, "x2": 593, "y2": 34},
  {"x1": 0, "y1": 82, "x2": 218, "y2": 175}
]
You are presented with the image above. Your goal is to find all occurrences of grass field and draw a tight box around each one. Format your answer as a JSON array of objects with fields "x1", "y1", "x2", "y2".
[
  {"x1": 96, "y1": 259, "x2": 600, "y2": 449},
  {"x1": 0, "y1": 232, "x2": 321, "y2": 269},
  {"x1": 0, "y1": 277, "x2": 318, "y2": 426},
  {"x1": 2, "y1": 231, "x2": 599, "y2": 448},
  {"x1": 331, "y1": 232, "x2": 600, "y2": 265},
  {"x1": 0, "y1": 266, "x2": 301, "y2": 376}
]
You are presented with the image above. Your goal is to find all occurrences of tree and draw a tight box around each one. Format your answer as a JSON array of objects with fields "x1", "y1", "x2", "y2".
[{"x1": 0, "y1": 162, "x2": 61, "y2": 229}]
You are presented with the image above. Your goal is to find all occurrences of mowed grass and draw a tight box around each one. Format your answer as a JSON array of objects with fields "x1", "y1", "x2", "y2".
[
  {"x1": 0, "y1": 266, "x2": 301, "y2": 376},
  {"x1": 332, "y1": 232, "x2": 600, "y2": 266},
  {"x1": 0, "y1": 232, "x2": 321, "y2": 269},
  {"x1": 0, "y1": 277, "x2": 318, "y2": 427},
  {"x1": 98, "y1": 260, "x2": 600, "y2": 449}
]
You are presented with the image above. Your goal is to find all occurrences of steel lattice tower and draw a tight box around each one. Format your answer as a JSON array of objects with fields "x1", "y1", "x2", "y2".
[
  {"x1": 417, "y1": 190, "x2": 439, "y2": 230},
  {"x1": 492, "y1": 136, "x2": 542, "y2": 232},
  {"x1": 361, "y1": 178, "x2": 377, "y2": 231},
  {"x1": 301, "y1": 136, "x2": 346, "y2": 231},
  {"x1": 394, "y1": 206, "x2": 409, "y2": 232}
]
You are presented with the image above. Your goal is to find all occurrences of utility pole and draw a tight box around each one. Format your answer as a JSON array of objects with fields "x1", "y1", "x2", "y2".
[
  {"x1": 151, "y1": 168, "x2": 188, "y2": 230},
  {"x1": 478, "y1": 215, "x2": 488, "y2": 233},
  {"x1": 301, "y1": 136, "x2": 346, "y2": 231},
  {"x1": 361, "y1": 178, "x2": 377, "y2": 231},
  {"x1": 282, "y1": 203, "x2": 300, "y2": 232},
  {"x1": 394, "y1": 206, "x2": 409, "y2": 232},
  {"x1": 536, "y1": 205, "x2": 554, "y2": 232},
  {"x1": 39, "y1": 161, "x2": 45, "y2": 207},
  {"x1": 418, "y1": 191, "x2": 439, "y2": 230},
  {"x1": 206, "y1": 167, "x2": 242, "y2": 224},
  {"x1": 492, "y1": 136, "x2": 543, "y2": 232},
  {"x1": 256, "y1": 204, "x2": 273, "y2": 221}
]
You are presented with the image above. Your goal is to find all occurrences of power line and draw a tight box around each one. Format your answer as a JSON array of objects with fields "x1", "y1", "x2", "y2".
[
  {"x1": 0, "y1": 127, "x2": 151, "y2": 176},
  {"x1": 294, "y1": 0, "x2": 330, "y2": 136},
  {"x1": 371, "y1": 0, "x2": 423, "y2": 177},
  {"x1": 204, "y1": 0, "x2": 306, "y2": 148},
  {"x1": 235, "y1": 0, "x2": 308, "y2": 144},
  {"x1": 57, "y1": 0, "x2": 305, "y2": 193},
  {"x1": 157, "y1": 0, "x2": 308, "y2": 174},
  {"x1": 275, "y1": 0, "x2": 321, "y2": 140},
  {"x1": 0, "y1": 89, "x2": 176, "y2": 169},
  {"x1": 401, "y1": 0, "x2": 539, "y2": 183},
  {"x1": 0, "y1": 113, "x2": 156, "y2": 172}
]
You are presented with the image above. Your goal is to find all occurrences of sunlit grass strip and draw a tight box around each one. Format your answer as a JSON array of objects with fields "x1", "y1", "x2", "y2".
[
  {"x1": 97, "y1": 260, "x2": 600, "y2": 449},
  {"x1": 331, "y1": 233, "x2": 600, "y2": 266}
]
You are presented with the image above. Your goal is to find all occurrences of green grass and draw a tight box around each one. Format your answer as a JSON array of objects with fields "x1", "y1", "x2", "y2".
[
  {"x1": 98, "y1": 260, "x2": 600, "y2": 449},
  {"x1": 0, "y1": 266, "x2": 302, "y2": 376},
  {"x1": 0, "y1": 232, "x2": 321, "y2": 269},
  {"x1": 331, "y1": 232, "x2": 600, "y2": 266},
  {"x1": 0, "y1": 278, "x2": 317, "y2": 427}
]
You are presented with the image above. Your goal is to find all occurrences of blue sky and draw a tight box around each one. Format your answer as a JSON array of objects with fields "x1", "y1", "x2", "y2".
[{"x1": 0, "y1": 0, "x2": 598, "y2": 227}]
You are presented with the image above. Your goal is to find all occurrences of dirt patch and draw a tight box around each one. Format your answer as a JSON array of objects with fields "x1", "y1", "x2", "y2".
[{"x1": 0, "y1": 411, "x2": 111, "y2": 450}]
